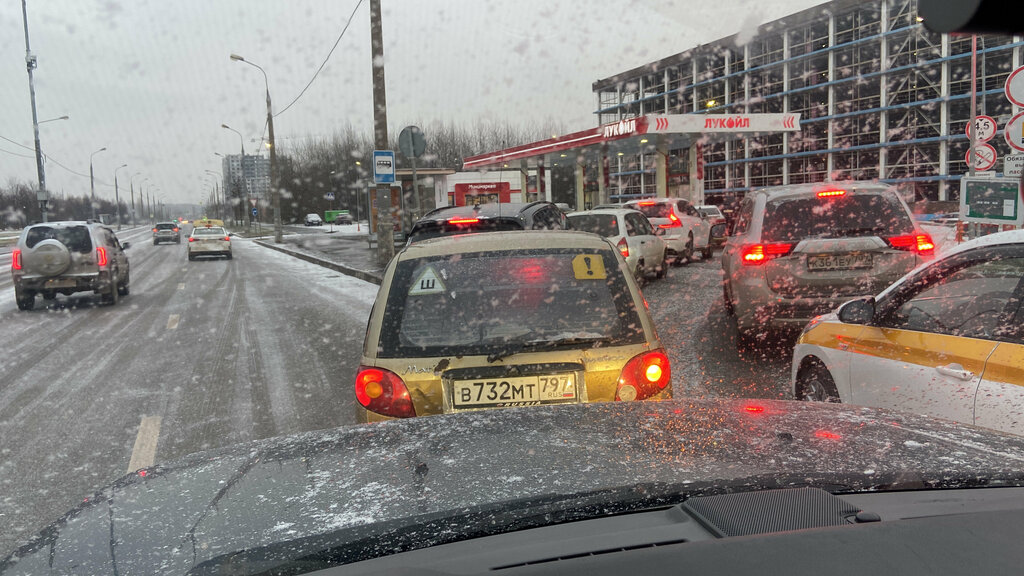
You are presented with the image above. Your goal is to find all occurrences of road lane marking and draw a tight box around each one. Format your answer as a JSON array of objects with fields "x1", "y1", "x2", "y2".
[
  {"x1": 177, "y1": 283, "x2": 185, "y2": 290},
  {"x1": 167, "y1": 314, "x2": 180, "y2": 330},
  {"x1": 127, "y1": 415, "x2": 161, "y2": 473}
]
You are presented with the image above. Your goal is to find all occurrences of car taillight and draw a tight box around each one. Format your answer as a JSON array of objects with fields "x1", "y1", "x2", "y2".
[
  {"x1": 816, "y1": 189, "x2": 847, "y2": 198},
  {"x1": 886, "y1": 233, "x2": 934, "y2": 255},
  {"x1": 638, "y1": 200, "x2": 656, "y2": 206},
  {"x1": 616, "y1": 237, "x2": 629, "y2": 258},
  {"x1": 741, "y1": 243, "x2": 793, "y2": 265},
  {"x1": 223, "y1": 236, "x2": 231, "y2": 242},
  {"x1": 448, "y1": 217, "x2": 479, "y2": 225},
  {"x1": 615, "y1": 349, "x2": 671, "y2": 401},
  {"x1": 355, "y1": 366, "x2": 416, "y2": 418},
  {"x1": 173, "y1": 227, "x2": 179, "y2": 232},
  {"x1": 659, "y1": 213, "x2": 682, "y2": 228},
  {"x1": 11, "y1": 248, "x2": 22, "y2": 270},
  {"x1": 96, "y1": 246, "x2": 108, "y2": 267},
  {"x1": 188, "y1": 237, "x2": 196, "y2": 242},
  {"x1": 152, "y1": 228, "x2": 158, "y2": 233}
]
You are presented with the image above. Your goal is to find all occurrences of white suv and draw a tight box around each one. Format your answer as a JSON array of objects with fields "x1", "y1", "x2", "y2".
[{"x1": 624, "y1": 198, "x2": 713, "y2": 264}]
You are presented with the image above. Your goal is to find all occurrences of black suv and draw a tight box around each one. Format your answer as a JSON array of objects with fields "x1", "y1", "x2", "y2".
[
  {"x1": 407, "y1": 201, "x2": 566, "y2": 244},
  {"x1": 11, "y1": 221, "x2": 132, "y2": 310}
]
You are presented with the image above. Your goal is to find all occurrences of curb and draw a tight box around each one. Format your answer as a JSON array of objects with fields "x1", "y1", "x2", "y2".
[{"x1": 253, "y1": 240, "x2": 383, "y2": 285}]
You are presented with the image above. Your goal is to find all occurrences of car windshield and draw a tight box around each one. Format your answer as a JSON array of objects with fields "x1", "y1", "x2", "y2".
[
  {"x1": 5, "y1": 0, "x2": 1024, "y2": 571},
  {"x1": 24, "y1": 225, "x2": 92, "y2": 253},
  {"x1": 762, "y1": 192, "x2": 916, "y2": 242},
  {"x1": 379, "y1": 248, "x2": 643, "y2": 357},
  {"x1": 566, "y1": 213, "x2": 620, "y2": 237}
]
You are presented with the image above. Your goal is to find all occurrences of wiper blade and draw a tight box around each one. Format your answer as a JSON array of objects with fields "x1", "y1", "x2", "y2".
[{"x1": 486, "y1": 336, "x2": 610, "y2": 363}]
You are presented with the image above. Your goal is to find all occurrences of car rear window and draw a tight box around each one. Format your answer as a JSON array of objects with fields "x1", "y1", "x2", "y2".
[
  {"x1": 24, "y1": 226, "x2": 92, "y2": 253},
  {"x1": 407, "y1": 218, "x2": 523, "y2": 243},
  {"x1": 698, "y1": 207, "x2": 723, "y2": 218},
  {"x1": 761, "y1": 192, "x2": 915, "y2": 242},
  {"x1": 378, "y1": 248, "x2": 646, "y2": 358},
  {"x1": 567, "y1": 214, "x2": 619, "y2": 237},
  {"x1": 631, "y1": 203, "x2": 673, "y2": 219},
  {"x1": 156, "y1": 223, "x2": 177, "y2": 230},
  {"x1": 193, "y1": 227, "x2": 226, "y2": 236}
]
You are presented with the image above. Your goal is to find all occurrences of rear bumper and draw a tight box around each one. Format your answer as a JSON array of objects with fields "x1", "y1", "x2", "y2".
[{"x1": 14, "y1": 272, "x2": 107, "y2": 294}]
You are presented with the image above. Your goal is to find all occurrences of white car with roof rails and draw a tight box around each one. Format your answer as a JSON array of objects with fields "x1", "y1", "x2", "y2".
[{"x1": 566, "y1": 208, "x2": 667, "y2": 283}]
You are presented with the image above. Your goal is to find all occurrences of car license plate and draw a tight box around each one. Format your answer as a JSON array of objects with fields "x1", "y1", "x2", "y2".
[
  {"x1": 807, "y1": 253, "x2": 872, "y2": 271},
  {"x1": 451, "y1": 374, "x2": 576, "y2": 409},
  {"x1": 45, "y1": 278, "x2": 76, "y2": 288}
]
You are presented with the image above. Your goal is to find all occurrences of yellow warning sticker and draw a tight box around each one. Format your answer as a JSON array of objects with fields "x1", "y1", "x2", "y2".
[{"x1": 572, "y1": 254, "x2": 607, "y2": 280}]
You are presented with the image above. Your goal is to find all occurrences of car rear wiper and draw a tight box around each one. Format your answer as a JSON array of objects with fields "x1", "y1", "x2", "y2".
[{"x1": 486, "y1": 336, "x2": 611, "y2": 363}]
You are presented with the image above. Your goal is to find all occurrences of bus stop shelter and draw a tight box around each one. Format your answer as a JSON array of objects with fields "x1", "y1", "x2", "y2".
[{"x1": 462, "y1": 113, "x2": 802, "y2": 209}]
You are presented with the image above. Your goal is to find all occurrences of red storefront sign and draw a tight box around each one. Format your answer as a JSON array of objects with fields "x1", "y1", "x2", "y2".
[{"x1": 453, "y1": 182, "x2": 515, "y2": 206}]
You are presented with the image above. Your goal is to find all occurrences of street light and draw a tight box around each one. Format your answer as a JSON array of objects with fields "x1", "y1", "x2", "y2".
[
  {"x1": 205, "y1": 169, "x2": 223, "y2": 220},
  {"x1": 89, "y1": 147, "x2": 107, "y2": 220},
  {"x1": 38, "y1": 115, "x2": 69, "y2": 125},
  {"x1": 222, "y1": 124, "x2": 250, "y2": 229},
  {"x1": 130, "y1": 172, "x2": 142, "y2": 227},
  {"x1": 231, "y1": 53, "x2": 281, "y2": 243},
  {"x1": 114, "y1": 163, "x2": 128, "y2": 230}
]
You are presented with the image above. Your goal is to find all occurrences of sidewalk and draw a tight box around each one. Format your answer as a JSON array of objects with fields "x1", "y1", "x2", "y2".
[{"x1": 249, "y1": 229, "x2": 387, "y2": 285}]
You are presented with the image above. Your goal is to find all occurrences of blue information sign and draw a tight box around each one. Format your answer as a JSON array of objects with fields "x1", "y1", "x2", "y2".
[
  {"x1": 252, "y1": 207, "x2": 258, "y2": 217},
  {"x1": 373, "y1": 150, "x2": 396, "y2": 184}
]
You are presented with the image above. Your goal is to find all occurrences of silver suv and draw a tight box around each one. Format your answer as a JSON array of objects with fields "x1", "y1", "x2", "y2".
[
  {"x1": 11, "y1": 221, "x2": 131, "y2": 310},
  {"x1": 721, "y1": 183, "x2": 933, "y2": 347}
]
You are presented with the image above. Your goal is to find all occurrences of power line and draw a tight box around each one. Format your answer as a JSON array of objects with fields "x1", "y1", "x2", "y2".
[
  {"x1": 0, "y1": 146, "x2": 34, "y2": 159},
  {"x1": 0, "y1": 131, "x2": 115, "y2": 186},
  {"x1": 274, "y1": 0, "x2": 364, "y2": 118}
]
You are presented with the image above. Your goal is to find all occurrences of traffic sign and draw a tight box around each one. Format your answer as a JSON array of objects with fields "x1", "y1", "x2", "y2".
[
  {"x1": 373, "y1": 150, "x2": 396, "y2": 184},
  {"x1": 1006, "y1": 65, "x2": 1024, "y2": 107},
  {"x1": 252, "y1": 207, "x2": 258, "y2": 217},
  {"x1": 1006, "y1": 154, "x2": 1024, "y2": 178},
  {"x1": 966, "y1": 143, "x2": 997, "y2": 171},
  {"x1": 249, "y1": 198, "x2": 258, "y2": 207},
  {"x1": 960, "y1": 177, "x2": 1022, "y2": 226},
  {"x1": 325, "y1": 192, "x2": 335, "y2": 200},
  {"x1": 966, "y1": 115, "x2": 997, "y2": 143},
  {"x1": 1005, "y1": 111, "x2": 1024, "y2": 152},
  {"x1": 398, "y1": 126, "x2": 426, "y2": 158}
]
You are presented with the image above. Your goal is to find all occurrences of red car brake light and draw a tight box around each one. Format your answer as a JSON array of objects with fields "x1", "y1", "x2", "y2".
[
  {"x1": 173, "y1": 227, "x2": 180, "y2": 232},
  {"x1": 152, "y1": 228, "x2": 158, "y2": 233},
  {"x1": 223, "y1": 236, "x2": 231, "y2": 242},
  {"x1": 96, "y1": 246, "x2": 108, "y2": 267},
  {"x1": 188, "y1": 237, "x2": 196, "y2": 243},
  {"x1": 616, "y1": 237, "x2": 629, "y2": 258},
  {"x1": 355, "y1": 366, "x2": 416, "y2": 418},
  {"x1": 659, "y1": 212, "x2": 682, "y2": 228},
  {"x1": 615, "y1": 349, "x2": 671, "y2": 401},
  {"x1": 637, "y1": 200, "x2": 656, "y2": 206},
  {"x1": 741, "y1": 243, "x2": 793, "y2": 265},
  {"x1": 448, "y1": 217, "x2": 479, "y2": 225},
  {"x1": 886, "y1": 233, "x2": 934, "y2": 255},
  {"x1": 816, "y1": 189, "x2": 847, "y2": 198},
  {"x1": 11, "y1": 248, "x2": 22, "y2": 271}
]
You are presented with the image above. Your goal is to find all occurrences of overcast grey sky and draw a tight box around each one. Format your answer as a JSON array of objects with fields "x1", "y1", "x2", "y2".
[{"x1": 0, "y1": 0, "x2": 823, "y2": 205}]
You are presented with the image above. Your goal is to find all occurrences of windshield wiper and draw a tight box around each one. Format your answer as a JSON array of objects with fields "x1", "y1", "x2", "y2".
[{"x1": 486, "y1": 336, "x2": 610, "y2": 363}]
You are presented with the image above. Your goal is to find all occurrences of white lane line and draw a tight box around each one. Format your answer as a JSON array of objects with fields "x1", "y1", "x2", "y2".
[
  {"x1": 166, "y1": 314, "x2": 180, "y2": 330},
  {"x1": 177, "y1": 283, "x2": 185, "y2": 290},
  {"x1": 127, "y1": 415, "x2": 162, "y2": 473}
]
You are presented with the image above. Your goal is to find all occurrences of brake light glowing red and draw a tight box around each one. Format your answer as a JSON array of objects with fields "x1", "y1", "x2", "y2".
[
  {"x1": 616, "y1": 237, "x2": 629, "y2": 258},
  {"x1": 659, "y1": 213, "x2": 682, "y2": 228},
  {"x1": 886, "y1": 233, "x2": 934, "y2": 255},
  {"x1": 152, "y1": 228, "x2": 158, "y2": 233},
  {"x1": 355, "y1": 366, "x2": 416, "y2": 418},
  {"x1": 188, "y1": 237, "x2": 196, "y2": 243},
  {"x1": 638, "y1": 200, "x2": 656, "y2": 206},
  {"x1": 741, "y1": 243, "x2": 793, "y2": 265},
  {"x1": 96, "y1": 246, "x2": 108, "y2": 267},
  {"x1": 615, "y1": 349, "x2": 671, "y2": 401},
  {"x1": 173, "y1": 227, "x2": 179, "y2": 232},
  {"x1": 744, "y1": 404, "x2": 765, "y2": 413},
  {"x1": 223, "y1": 236, "x2": 231, "y2": 242},
  {"x1": 816, "y1": 189, "x2": 847, "y2": 198},
  {"x1": 448, "y1": 217, "x2": 479, "y2": 225},
  {"x1": 12, "y1": 248, "x2": 22, "y2": 270}
]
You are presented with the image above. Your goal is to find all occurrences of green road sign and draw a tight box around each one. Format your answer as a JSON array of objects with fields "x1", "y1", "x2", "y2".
[{"x1": 960, "y1": 177, "x2": 1023, "y2": 226}]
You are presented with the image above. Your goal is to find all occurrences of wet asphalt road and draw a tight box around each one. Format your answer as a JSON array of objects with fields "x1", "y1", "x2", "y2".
[{"x1": 0, "y1": 232, "x2": 790, "y2": 556}]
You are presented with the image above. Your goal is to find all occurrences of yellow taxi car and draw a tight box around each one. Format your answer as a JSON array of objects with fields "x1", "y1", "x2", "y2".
[
  {"x1": 792, "y1": 229, "x2": 1024, "y2": 435},
  {"x1": 356, "y1": 230, "x2": 671, "y2": 421},
  {"x1": 187, "y1": 225, "x2": 232, "y2": 260}
]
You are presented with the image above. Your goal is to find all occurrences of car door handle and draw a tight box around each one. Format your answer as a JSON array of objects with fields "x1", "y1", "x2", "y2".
[{"x1": 935, "y1": 364, "x2": 974, "y2": 381}]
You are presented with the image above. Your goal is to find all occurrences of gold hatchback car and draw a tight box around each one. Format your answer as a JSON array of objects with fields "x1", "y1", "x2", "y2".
[{"x1": 356, "y1": 230, "x2": 671, "y2": 421}]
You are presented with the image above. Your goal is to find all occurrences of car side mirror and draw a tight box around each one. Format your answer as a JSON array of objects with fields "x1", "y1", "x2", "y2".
[
  {"x1": 838, "y1": 297, "x2": 876, "y2": 325},
  {"x1": 710, "y1": 223, "x2": 727, "y2": 238},
  {"x1": 121, "y1": 241, "x2": 131, "y2": 250}
]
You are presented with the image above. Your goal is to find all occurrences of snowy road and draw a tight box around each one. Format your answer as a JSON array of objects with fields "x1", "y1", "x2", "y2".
[{"x1": 0, "y1": 232, "x2": 378, "y2": 555}]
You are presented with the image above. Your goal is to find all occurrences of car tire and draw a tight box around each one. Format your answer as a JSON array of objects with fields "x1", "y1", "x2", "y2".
[
  {"x1": 722, "y1": 281, "x2": 735, "y2": 315},
  {"x1": 176, "y1": 238, "x2": 181, "y2": 244},
  {"x1": 655, "y1": 256, "x2": 666, "y2": 279},
  {"x1": 796, "y1": 362, "x2": 841, "y2": 403},
  {"x1": 15, "y1": 287, "x2": 35, "y2": 311},
  {"x1": 117, "y1": 270, "x2": 130, "y2": 296},
  {"x1": 681, "y1": 233, "x2": 694, "y2": 263},
  {"x1": 226, "y1": 252, "x2": 233, "y2": 260},
  {"x1": 188, "y1": 253, "x2": 195, "y2": 261},
  {"x1": 153, "y1": 240, "x2": 158, "y2": 246},
  {"x1": 101, "y1": 270, "x2": 119, "y2": 306},
  {"x1": 701, "y1": 234, "x2": 714, "y2": 259}
]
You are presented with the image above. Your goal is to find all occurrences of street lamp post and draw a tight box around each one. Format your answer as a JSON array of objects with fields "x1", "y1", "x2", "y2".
[
  {"x1": 230, "y1": 54, "x2": 281, "y2": 243},
  {"x1": 205, "y1": 169, "x2": 223, "y2": 221},
  {"x1": 222, "y1": 124, "x2": 250, "y2": 229},
  {"x1": 130, "y1": 172, "x2": 142, "y2": 227},
  {"x1": 114, "y1": 163, "x2": 128, "y2": 230},
  {"x1": 21, "y1": 0, "x2": 49, "y2": 222},
  {"x1": 89, "y1": 147, "x2": 107, "y2": 220}
]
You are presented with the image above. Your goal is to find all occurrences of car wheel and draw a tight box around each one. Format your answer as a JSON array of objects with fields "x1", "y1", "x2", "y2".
[
  {"x1": 117, "y1": 270, "x2": 130, "y2": 296},
  {"x1": 176, "y1": 238, "x2": 181, "y2": 244},
  {"x1": 655, "y1": 255, "x2": 666, "y2": 279},
  {"x1": 153, "y1": 240, "x2": 158, "y2": 246},
  {"x1": 722, "y1": 281, "x2": 735, "y2": 315},
  {"x1": 15, "y1": 287, "x2": 35, "y2": 311},
  {"x1": 226, "y1": 252, "x2": 233, "y2": 260},
  {"x1": 701, "y1": 234, "x2": 714, "y2": 259},
  {"x1": 101, "y1": 270, "x2": 119, "y2": 306},
  {"x1": 188, "y1": 253, "x2": 195, "y2": 261},
  {"x1": 797, "y1": 362, "x2": 841, "y2": 403},
  {"x1": 633, "y1": 261, "x2": 645, "y2": 285},
  {"x1": 681, "y1": 233, "x2": 694, "y2": 263}
]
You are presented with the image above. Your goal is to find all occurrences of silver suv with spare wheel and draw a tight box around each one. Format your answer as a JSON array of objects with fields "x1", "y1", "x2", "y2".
[{"x1": 10, "y1": 221, "x2": 131, "y2": 311}]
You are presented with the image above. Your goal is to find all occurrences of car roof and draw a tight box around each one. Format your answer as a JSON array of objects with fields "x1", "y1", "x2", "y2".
[
  {"x1": 566, "y1": 208, "x2": 638, "y2": 217},
  {"x1": 419, "y1": 202, "x2": 550, "y2": 221},
  {"x1": 753, "y1": 181, "x2": 894, "y2": 202},
  {"x1": 27, "y1": 220, "x2": 94, "y2": 228},
  {"x1": 399, "y1": 229, "x2": 611, "y2": 259},
  {"x1": 623, "y1": 197, "x2": 682, "y2": 204}
]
